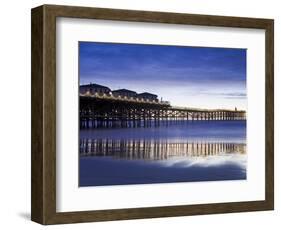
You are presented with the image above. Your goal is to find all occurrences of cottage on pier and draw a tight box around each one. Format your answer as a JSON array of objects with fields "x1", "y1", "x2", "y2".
[
  {"x1": 80, "y1": 83, "x2": 111, "y2": 95},
  {"x1": 137, "y1": 92, "x2": 158, "y2": 102},
  {"x1": 112, "y1": 89, "x2": 137, "y2": 98}
]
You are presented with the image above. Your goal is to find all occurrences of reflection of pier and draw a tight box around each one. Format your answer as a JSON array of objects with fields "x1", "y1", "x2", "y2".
[
  {"x1": 80, "y1": 95, "x2": 247, "y2": 128},
  {"x1": 80, "y1": 139, "x2": 246, "y2": 160}
]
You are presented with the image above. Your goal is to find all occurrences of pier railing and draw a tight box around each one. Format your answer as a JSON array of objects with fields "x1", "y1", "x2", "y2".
[{"x1": 80, "y1": 93, "x2": 171, "y2": 106}]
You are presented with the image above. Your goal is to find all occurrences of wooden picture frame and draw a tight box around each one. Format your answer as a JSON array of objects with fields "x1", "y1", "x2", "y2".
[{"x1": 31, "y1": 4, "x2": 274, "y2": 225}]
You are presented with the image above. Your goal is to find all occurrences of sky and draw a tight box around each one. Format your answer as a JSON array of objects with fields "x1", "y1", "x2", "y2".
[{"x1": 79, "y1": 42, "x2": 247, "y2": 110}]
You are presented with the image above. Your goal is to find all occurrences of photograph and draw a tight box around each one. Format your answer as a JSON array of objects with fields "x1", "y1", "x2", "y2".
[
  {"x1": 79, "y1": 42, "x2": 247, "y2": 187},
  {"x1": 30, "y1": 4, "x2": 274, "y2": 224}
]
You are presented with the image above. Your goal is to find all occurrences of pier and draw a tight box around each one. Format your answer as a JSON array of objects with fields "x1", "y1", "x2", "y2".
[
  {"x1": 80, "y1": 93, "x2": 246, "y2": 128},
  {"x1": 79, "y1": 83, "x2": 246, "y2": 128}
]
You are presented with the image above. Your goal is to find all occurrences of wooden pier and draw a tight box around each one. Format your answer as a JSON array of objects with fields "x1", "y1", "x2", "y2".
[{"x1": 80, "y1": 93, "x2": 246, "y2": 128}]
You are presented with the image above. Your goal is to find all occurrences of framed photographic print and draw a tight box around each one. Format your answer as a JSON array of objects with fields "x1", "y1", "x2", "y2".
[{"x1": 31, "y1": 4, "x2": 274, "y2": 225}]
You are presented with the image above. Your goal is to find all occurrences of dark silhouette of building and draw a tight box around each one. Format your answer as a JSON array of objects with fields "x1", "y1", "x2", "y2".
[
  {"x1": 137, "y1": 92, "x2": 158, "y2": 101},
  {"x1": 112, "y1": 89, "x2": 137, "y2": 98},
  {"x1": 80, "y1": 83, "x2": 111, "y2": 95},
  {"x1": 79, "y1": 83, "x2": 161, "y2": 101}
]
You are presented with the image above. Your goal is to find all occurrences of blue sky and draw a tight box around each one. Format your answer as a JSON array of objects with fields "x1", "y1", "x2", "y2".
[{"x1": 79, "y1": 42, "x2": 246, "y2": 110}]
